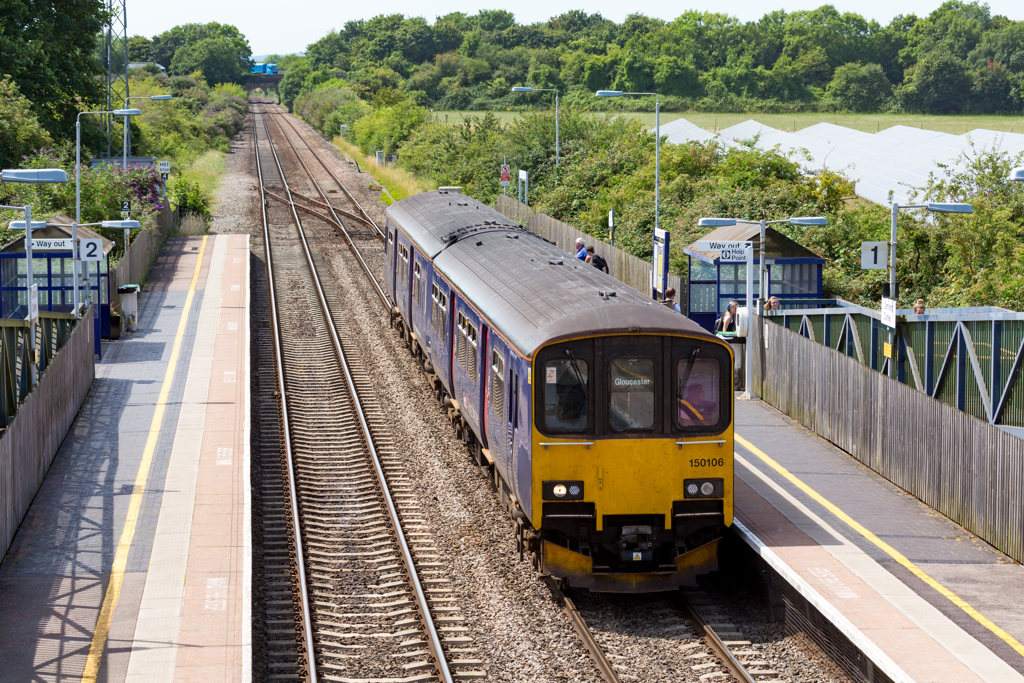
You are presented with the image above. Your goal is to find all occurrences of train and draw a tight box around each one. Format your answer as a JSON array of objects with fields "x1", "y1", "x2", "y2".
[
  {"x1": 384, "y1": 191, "x2": 735, "y2": 592},
  {"x1": 251, "y1": 63, "x2": 278, "y2": 74}
]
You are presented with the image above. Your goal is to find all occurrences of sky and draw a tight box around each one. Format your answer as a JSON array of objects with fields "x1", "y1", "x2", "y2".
[{"x1": 129, "y1": 0, "x2": 1024, "y2": 56}]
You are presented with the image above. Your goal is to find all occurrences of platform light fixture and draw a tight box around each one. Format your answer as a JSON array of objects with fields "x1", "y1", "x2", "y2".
[
  {"x1": 1008, "y1": 167, "x2": 1024, "y2": 182},
  {"x1": 1, "y1": 167, "x2": 69, "y2": 387},
  {"x1": 597, "y1": 89, "x2": 662, "y2": 231},
  {"x1": 511, "y1": 86, "x2": 559, "y2": 166}
]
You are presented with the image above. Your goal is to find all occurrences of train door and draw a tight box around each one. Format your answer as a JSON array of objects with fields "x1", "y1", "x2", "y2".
[
  {"x1": 428, "y1": 276, "x2": 452, "y2": 397},
  {"x1": 507, "y1": 367, "x2": 519, "y2": 499},
  {"x1": 385, "y1": 228, "x2": 396, "y2": 302}
]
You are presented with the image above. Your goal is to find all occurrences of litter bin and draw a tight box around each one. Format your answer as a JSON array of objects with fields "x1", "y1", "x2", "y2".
[
  {"x1": 118, "y1": 284, "x2": 141, "y2": 333},
  {"x1": 718, "y1": 332, "x2": 745, "y2": 392}
]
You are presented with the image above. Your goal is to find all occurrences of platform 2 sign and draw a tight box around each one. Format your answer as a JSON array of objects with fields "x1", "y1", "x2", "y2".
[
  {"x1": 120, "y1": 200, "x2": 131, "y2": 219},
  {"x1": 80, "y1": 238, "x2": 104, "y2": 261}
]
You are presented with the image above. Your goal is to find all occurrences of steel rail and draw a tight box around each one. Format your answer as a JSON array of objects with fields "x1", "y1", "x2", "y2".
[
  {"x1": 252, "y1": 108, "x2": 319, "y2": 683},
  {"x1": 272, "y1": 109, "x2": 384, "y2": 239},
  {"x1": 679, "y1": 597, "x2": 758, "y2": 683},
  {"x1": 545, "y1": 579, "x2": 621, "y2": 683},
  {"x1": 257, "y1": 106, "x2": 455, "y2": 683},
  {"x1": 263, "y1": 110, "x2": 391, "y2": 311}
]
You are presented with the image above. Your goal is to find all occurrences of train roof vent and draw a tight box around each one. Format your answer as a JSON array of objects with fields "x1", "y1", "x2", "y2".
[
  {"x1": 476, "y1": 240, "x2": 483, "y2": 246},
  {"x1": 599, "y1": 290, "x2": 617, "y2": 300},
  {"x1": 457, "y1": 201, "x2": 469, "y2": 206},
  {"x1": 438, "y1": 189, "x2": 449, "y2": 194},
  {"x1": 549, "y1": 259, "x2": 564, "y2": 265},
  {"x1": 505, "y1": 233, "x2": 519, "y2": 239}
]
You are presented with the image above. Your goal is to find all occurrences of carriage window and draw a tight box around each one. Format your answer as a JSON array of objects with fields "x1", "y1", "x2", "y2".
[
  {"x1": 467, "y1": 323, "x2": 478, "y2": 380},
  {"x1": 609, "y1": 357, "x2": 655, "y2": 431},
  {"x1": 543, "y1": 359, "x2": 589, "y2": 432},
  {"x1": 413, "y1": 262, "x2": 421, "y2": 305},
  {"x1": 430, "y1": 284, "x2": 438, "y2": 331},
  {"x1": 437, "y1": 291, "x2": 447, "y2": 342},
  {"x1": 675, "y1": 358, "x2": 721, "y2": 428},
  {"x1": 457, "y1": 312, "x2": 467, "y2": 370},
  {"x1": 491, "y1": 351, "x2": 505, "y2": 416}
]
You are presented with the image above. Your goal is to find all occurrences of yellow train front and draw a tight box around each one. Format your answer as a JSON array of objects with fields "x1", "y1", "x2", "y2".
[
  {"x1": 384, "y1": 191, "x2": 733, "y2": 594},
  {"x1": 526, "y1": 326, "x2": 733, "y2": 593}
]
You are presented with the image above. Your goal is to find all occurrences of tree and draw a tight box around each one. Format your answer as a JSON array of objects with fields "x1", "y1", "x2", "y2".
[
  {"x1": 128, "y1": 35, "x2": 154, "y2": 62},
  {"x1": 0, "y1": 0, "x2": 105, "y2": 139},
  {"x1": 908, "y1": 52, "x2": 973, "y2": 113},
  {"x1": 0, "y1": 77, "x2": 53, "y2": 169},
  {"x1": 152, "y1": 23, "x2": 252, "y2": 72},
  {"x1": 170, "y1": 37, "x2": 247, "y2": 84},
  {"x1": 826, "y1": 63, "x2": 893, "y2": 111},
  {"x1": 279, "y1": 60, "x2": 310, "y2": 109}
]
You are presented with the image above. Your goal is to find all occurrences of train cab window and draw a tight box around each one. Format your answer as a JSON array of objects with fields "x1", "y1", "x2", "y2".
[
  {"x1": 609, "y1": 357, "x2": 655, "y2": 431},
  {"x1": 543, "y1": 359, "x2": 589, "y2": 432},
  {"x1": 491, "y1": 351, "x2": 505, "y2": 416},
  {"x1": 675, "y1": 358, "x2": 721, "y2": 428}
]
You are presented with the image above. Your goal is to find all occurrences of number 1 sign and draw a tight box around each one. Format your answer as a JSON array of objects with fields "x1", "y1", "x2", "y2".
[{"x1": 861, "y1": 241, "x2": 888, "y2": 270}]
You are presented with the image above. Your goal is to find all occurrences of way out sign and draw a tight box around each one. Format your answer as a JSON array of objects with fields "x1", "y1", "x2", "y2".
[{"x1": 695, "y1": 240, "x2": 752, "y2": 263}]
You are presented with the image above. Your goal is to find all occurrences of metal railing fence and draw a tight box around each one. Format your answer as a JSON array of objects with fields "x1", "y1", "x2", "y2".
[
  {"x1": 766, "y1": 299, "x2": 1024, "y2": 434},
  {"x1": 750, "y1": 315, "x2": 1024, "y2": 563},
  {"x1": 1, "y1": 312, "x2": 82, "y2": 428}
]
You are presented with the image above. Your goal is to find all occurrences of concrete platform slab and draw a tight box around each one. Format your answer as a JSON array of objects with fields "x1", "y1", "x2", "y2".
[
  {"x1": 0, "y1": 235, "x2": 250, "y2": 683},
  {"x1": 735, "y1": 398, "x2": 1024, "y2": 682}
]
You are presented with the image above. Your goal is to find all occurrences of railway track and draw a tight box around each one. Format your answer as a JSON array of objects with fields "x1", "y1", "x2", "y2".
[
  {"x1": 251, "y1": 103, "x2": 484, "y2": 682},
  {"x1": 250, "y1": 104, "x2": 803, "y2": 683}
]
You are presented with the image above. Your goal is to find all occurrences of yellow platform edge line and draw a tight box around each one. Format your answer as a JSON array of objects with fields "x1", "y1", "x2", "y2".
[
  {"x1": 735, "y1": 432, "x2": 1024, "y2": 660},
  {"x1": 80, "y1": 236, "x2": 209, "y2": 683}
]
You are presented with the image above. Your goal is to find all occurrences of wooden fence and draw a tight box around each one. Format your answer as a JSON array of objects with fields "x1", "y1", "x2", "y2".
[
  {"x1": 0, "y1": 307, "x2": 95, "y2": 559},
  {"x1": 751, "y1": 316, "x2": 1024, "y2": 563},
  {"x1": 495, "y1": 196, "x2": 684, "y2": 304},
  {"x1": 111, "y1": 206, "x2": 176, "y2": 312}
]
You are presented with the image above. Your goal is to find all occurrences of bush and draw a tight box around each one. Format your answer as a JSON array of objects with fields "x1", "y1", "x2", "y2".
[
  {"x1": 826, "y1": 63, "x2": 892, "y2": 112},
  {"x1": 351, "y1": 100, "x2": 429, "y2": 154},
  {"x1": 171, "y1": 175, "x2": 211, "y2": 219}
]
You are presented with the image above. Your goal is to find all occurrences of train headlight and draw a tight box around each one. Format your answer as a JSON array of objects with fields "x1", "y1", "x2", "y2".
[
  {"x1": 683, "y1": 478, "x2": 723, "y2": 498},
  {"x1": 543, "y1": 481, "x2": 584, "y2": 500}
]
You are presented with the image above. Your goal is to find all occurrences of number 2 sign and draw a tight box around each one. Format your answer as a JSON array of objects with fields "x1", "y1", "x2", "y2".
[
  {"x1": 80, "y1": 238, "x2": 103, "y2": 261},
  {"x1": 861, "y1": 241, "x2": 888, "y2": 270}
]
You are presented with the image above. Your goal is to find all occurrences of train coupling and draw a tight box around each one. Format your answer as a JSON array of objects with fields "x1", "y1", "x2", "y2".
[{"x1": 619, "y1": 524, "x2": 655, "y2": 563}]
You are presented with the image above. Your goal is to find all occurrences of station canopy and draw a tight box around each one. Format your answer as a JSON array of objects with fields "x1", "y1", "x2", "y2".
[
  {"x1": 685, "y1": 222, "x2": 823, "y2": 263},
  {"x1": 655, "y1": 119, "x2": 1024, "y2": 206}
]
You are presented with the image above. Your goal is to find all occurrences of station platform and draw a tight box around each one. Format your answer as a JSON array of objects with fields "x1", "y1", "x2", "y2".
[
  {"x1": 0, "y1": 235, "x2": 250, "y2": 683},
  {"x1": 734, "y1": 399, "x2": 1024, "y2": 682}
]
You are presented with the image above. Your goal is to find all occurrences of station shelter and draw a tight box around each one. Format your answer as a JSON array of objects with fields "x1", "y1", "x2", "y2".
[
  {"x1": 684, "y1": 223, "x2": 825, "y2": 333},
  {"x1": 1, "y1": 215, "x2": 114, "y2": 355}
]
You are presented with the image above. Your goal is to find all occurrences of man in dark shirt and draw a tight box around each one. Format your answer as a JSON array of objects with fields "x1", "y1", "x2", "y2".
[{"x1": 586, "y1": 245, "x2": 609, "y2": 273}]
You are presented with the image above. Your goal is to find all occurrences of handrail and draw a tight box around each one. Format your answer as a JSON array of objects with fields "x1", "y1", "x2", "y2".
[{"x1": 540, "y1": 441, "x2": 595, "y2": 449}]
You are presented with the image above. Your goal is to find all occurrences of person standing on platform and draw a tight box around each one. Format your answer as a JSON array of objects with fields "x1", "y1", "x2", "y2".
[
  {"x1": 663, "y1": 287, "x2": 681, "y2": 313},
  {"x1": 575, "y1": 237, "x2": 587, "y2": 261},
  {"x1": 586, "y1": 246, "x2": 609, "y2": 274}
]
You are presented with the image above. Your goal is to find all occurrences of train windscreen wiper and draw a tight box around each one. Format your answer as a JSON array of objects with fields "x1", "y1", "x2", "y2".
[
  {"x1": 564, "y1": 349, "x2": 589, "y2": 399},
  {"x1": 677, "y1": 348, "x2": 700, "y2": 400}
]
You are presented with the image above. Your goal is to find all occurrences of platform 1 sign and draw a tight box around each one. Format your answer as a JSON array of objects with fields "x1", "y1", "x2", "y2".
[
  {"x1": 695, "y1": 240, "x2": 752, "y2": 263},
  {"x1": 861, "y1": 241, "x2": 888, "y2": 270}
]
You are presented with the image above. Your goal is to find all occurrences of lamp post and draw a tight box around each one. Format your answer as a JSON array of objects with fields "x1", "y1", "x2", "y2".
[
  {"x1": 886, "y1": 202, "x2": 973, "y2": 376},
  {"x1": 122, "y1": 95, "x2": 172, "y2": 169},
  {"x1": 597, "y1": 90, "x2": 660, "y2": 231},
  {"x1": 1, "y1": 168, "x2": 70, "y2": 388},
  {"x1": 698, "y1": 214, "x2": 827, "y2": 399},
  {"x1": 77, "y1": 108, "x2": 141, "y2": 316},
  {"x1": 511, "y1": 87, "x2": 559, "y2": 166}
]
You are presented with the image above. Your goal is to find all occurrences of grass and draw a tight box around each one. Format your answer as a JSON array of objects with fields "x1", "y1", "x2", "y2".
[
  {"x1": 332, "y1": 137, "x2": 433, "y2": 203},
  {"x1": 184, "y1": 149, "x2": 226, "y2": 198},
  {"x1": 431, "y1": 110, "x2": 1024, "y2": 135}
]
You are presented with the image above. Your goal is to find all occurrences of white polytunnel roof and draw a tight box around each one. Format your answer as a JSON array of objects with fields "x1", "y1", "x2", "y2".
[{"x1": 652, "y1": 118, "x2": 1024, "y2": 206}]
